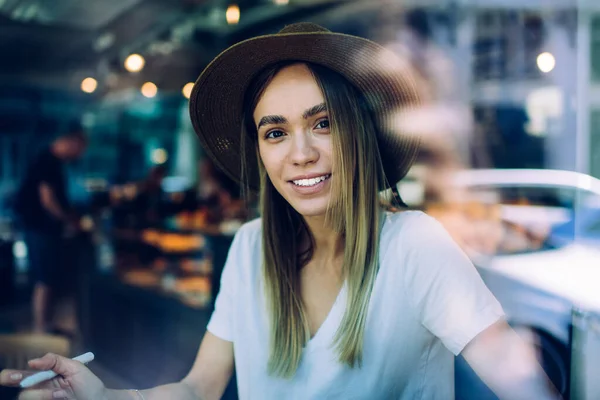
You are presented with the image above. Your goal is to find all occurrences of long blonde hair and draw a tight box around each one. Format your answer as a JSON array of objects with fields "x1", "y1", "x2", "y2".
[{"x1": 241, "y1": 61, "x2": 391, "y2": 378}]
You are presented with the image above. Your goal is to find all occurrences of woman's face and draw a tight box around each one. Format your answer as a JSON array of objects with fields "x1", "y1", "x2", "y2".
[{"x1": 254, "y1": 63, "x2": 333, "y2": 218}]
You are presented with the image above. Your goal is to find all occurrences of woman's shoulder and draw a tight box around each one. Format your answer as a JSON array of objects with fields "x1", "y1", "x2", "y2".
[
  {"x1": 225, "y1": 217, "x2": 263, "y2": 261},
  {"x1": 383, "y1": 210, "x2": 437, "y2": 236},
  {"x1": 236, "y1": 217, "x2": 262, "y2": 235},
  {"x1": 382, "y1": 210, "x2": 453, "y2": 252},
  {"x1": 231, "y1": 217, "x2": 262, "y2": 248},
  {"x1": 221, "y1": 218, "x2": 262, "y2": 281},
  {"x1": 381, "y1": 209, "x2": 473, "y2": 284}
]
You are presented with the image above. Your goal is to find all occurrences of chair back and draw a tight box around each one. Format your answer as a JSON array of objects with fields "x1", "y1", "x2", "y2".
[{"x1": 0, "y1": 334, "x2": 70, "y2": 370}]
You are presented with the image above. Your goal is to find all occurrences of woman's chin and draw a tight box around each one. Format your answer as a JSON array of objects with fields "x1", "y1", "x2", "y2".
[{"x1": 289, "y1": 200, "x2": 330, "y2": 219}]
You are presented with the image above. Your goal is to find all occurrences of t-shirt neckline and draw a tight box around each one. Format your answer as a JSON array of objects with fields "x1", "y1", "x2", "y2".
[
  {"x1": 305, "y1": 212, "x2": 390, "y2": 350},
  {"x1": 305, "y1": 280, "x2": 348, "y2": 350}
]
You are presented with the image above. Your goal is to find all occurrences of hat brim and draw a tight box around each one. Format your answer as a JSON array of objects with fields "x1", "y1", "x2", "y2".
[{"x1": 189, "y1": 31, "x2": 422, "y2": 192}]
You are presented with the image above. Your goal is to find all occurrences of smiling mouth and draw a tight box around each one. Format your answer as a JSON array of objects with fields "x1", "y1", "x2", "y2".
[{"x1": 291, "y1": 174, "x2": 331, "y2": 187}]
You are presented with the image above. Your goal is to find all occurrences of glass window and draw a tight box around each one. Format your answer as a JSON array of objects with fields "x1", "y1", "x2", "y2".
[
  {"x1": 590, "y1": 110, "x2": 600, "y2": 179},
  {"x1": 591, "y1": 16, "x2": 600, "y2": 82}
]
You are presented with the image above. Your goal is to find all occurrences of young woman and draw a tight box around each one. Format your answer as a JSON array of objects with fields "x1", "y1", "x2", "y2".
[{"x1": 1, "y1": 23, "x2": 559, "y2": 400}]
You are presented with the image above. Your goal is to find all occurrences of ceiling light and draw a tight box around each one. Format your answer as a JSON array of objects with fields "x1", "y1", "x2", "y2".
[
  {"x1": 141, "y1": 82, "x2": 158, "y2": 98},
  {"x1": 81, "y1": 77, "x2": 98, "y2": 93},
  {"x1": 125, "y1": 53, "x2": 145, "y2": 72},
  {"x1": 182, "y1": 82, "x2": 194, "y2": 99},
  {"x1": 226, "y1": 4, "x2": 240, "y2": 25},
  {"x1": 537, "y1": 52, "x2": 556, "y2": 73}
]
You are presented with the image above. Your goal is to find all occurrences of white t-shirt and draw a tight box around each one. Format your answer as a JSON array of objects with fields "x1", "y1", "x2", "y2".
[{"x1": 207, "y1": 211, "x2": 504, "y2": 399}]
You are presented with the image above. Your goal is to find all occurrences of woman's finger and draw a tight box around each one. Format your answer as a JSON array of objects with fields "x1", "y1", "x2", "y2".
[
  {"x1": 18, "y1": 388, "x2": 71, "y2": 400},
  {"x1": 0, "y1": 369, "x2": 28, "y2": 387},
  {"x1": 0, "y1": 369, "x2": 59, "y2": 389},
  {"x1": 27, "y1": 353, "x2": 81, "y2": 377}
]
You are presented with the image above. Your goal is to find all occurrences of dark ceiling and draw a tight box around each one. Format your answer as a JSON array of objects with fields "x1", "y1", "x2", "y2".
[{"x1": 0, "y1": 0, "x2": 386, "y2": 93}]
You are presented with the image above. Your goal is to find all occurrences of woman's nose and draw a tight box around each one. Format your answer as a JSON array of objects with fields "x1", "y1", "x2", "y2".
[{"x1": 288, "y1": 132, "x2": 319, "y2": 166}]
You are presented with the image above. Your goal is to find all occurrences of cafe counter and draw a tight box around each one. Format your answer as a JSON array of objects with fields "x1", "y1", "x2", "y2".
[{"x1": 80, "y1": 224, "x2": 238, "y2": 397}]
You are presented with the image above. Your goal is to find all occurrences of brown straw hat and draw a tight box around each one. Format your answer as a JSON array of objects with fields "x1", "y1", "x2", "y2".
[{"x1": 189, "y1": 22, "x2": 422, "y2": 191}]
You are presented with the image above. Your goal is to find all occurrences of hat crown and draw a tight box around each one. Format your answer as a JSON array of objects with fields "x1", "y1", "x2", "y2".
[{"x1": 278, "y1": 22, "x2": 330, "y2": 34}]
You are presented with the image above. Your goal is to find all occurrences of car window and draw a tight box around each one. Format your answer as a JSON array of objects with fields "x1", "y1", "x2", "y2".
[
  {"x1": 480, "y1": 186, "x2": 574, "y2": 208},
  {"x1": 420, "y1": 181, "x2": 600, "y2": 257},
  {"x1": 586, "y1": 219, "x2": 600, "y2": 234},
  {"x1": 422, "y1": 185, "x2": 572, "y2": 257}
]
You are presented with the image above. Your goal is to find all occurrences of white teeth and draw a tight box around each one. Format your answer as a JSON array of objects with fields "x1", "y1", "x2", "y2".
[{"x1": 292, "y1": 175, "x2": 330, "y2": 187}]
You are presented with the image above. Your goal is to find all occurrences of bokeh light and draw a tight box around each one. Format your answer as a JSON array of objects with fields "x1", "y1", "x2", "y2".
[
  {"x1": 537, "y1": 52, "x2": 556, "y2": 73},
  {"x1": 81, "y1": 77, "x2": 98, "y2": 93},
  {"x1": 226, "y1": 5, "x2": 240, "y2": 25},
  {"x1": 152, "y1": 148, "x2": 168, "y2": 164},
  {"x1": 182, "y1": 82, "x2": 194, "y2": 99},
  {"x1": 125, "y1": 53, "x2": 146, "y2": 72},
  {"x1": 141, "y1": 82, "x2": 158, "y2": 98}
]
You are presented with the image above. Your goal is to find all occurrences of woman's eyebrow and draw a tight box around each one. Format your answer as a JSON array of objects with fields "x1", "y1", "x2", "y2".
[
  {"x1": 257, "y1": 102, "x2": 327, "y2": 130},
  {"x1": 302, "y1": 102, "x2": 327, "y2": 119},
  {"x1": 257, "y1": 115, "x2": 287, "y2": 130}
]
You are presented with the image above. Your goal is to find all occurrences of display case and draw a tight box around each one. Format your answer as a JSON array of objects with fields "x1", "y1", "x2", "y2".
[{"x1": 82, "y1": 201, "x2": 242, "y2": 397}]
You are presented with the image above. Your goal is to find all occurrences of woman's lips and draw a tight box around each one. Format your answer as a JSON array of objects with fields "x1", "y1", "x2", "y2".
[{"x1": 288, "y1": 174, "x2": 331, "y2": 195}]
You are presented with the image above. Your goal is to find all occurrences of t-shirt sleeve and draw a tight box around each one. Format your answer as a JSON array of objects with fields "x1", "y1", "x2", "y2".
[
  {"x1": 36, "y1": 155, "x2": 69, "y2": 209},
  {"x1": 401, "y1": 213, "x2": 505, "y2": 355},
  {"x1": 206, "y1": 229, "x2": 244, "y2": 342}
]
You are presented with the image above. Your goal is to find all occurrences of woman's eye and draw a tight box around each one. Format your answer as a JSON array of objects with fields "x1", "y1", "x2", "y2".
[
  {"x1": 265, "y1": 130, "x2": 285, "y2": 140},
  {"x1": 315, "y1": 119, "x2": 330, "y2": 130}
]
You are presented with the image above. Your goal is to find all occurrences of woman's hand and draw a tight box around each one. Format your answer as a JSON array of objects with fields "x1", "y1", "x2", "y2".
[{"x1": 0, "y1": 353, "x2": 107, "y2": 400}]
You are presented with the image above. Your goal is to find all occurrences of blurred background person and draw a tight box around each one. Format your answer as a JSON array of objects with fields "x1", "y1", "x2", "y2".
[
  {"x1": 13, "y1": 122, "x2": 87, "y2": 334},
  {"x1": 383, "y1": 8, "x2": 476, "y2": 204},
  {"x1": 134, "y1": 164, "x2": 168, "y2": 226},
  {"x1": 197, "y1": 159, "x2": 247, "y2": 223},
  {"x1": 367, "y1": 6, "x2": 488, "y2": 254}
]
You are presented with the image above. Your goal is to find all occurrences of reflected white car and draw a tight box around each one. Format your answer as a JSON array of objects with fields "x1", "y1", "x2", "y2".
[
  {"x1": 453, "y1": 169, "x2": 600, "y2": 311},
  {"x1": 402, "y1": 169, "x2": 600, "y2": 399}
]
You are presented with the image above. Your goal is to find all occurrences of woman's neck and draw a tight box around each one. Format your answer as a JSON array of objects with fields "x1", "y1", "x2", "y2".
[{"x1": 303, "y1": 215, "x2": 344, "y2": 267}]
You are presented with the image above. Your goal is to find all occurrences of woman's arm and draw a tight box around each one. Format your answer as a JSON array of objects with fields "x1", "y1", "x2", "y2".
[
  {"x1": 106, "y1": 332, "x2": 234, "y2": 400},
  {"x1": 461, "y1": 319, "x2": 561, "y2": 400},
  {"x1": 105, "y1": 383, "x2": 197, "y2": 400}
]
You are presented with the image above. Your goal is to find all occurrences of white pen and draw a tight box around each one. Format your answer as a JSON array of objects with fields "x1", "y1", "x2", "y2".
[{"x1": 19, "y1": 352, "x2": 95, "y2": 389}]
